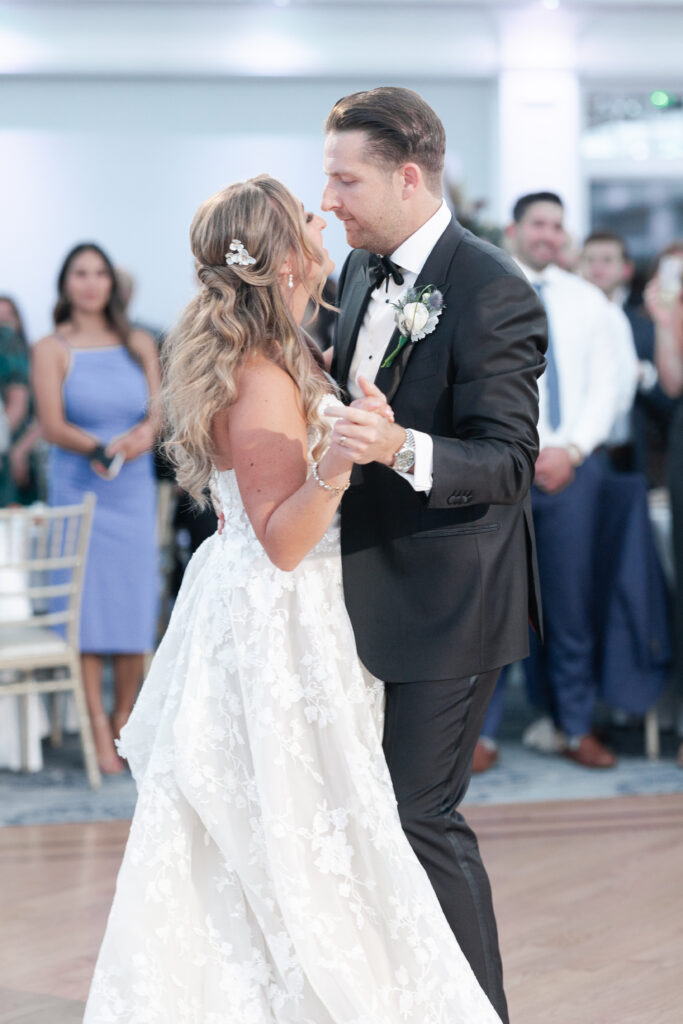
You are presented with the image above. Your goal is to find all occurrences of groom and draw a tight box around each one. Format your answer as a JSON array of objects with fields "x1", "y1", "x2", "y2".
[{"x1": 323, "y1": 88, "x2": 546, "y2": 1022}]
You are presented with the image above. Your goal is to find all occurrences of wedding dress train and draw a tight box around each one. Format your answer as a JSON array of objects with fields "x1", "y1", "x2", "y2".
[{"x1": 84, "y1": 468, "x2": 501, "y2": 1024}]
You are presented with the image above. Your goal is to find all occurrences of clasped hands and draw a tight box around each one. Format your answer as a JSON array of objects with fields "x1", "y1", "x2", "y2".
[
  {"x1": 325, "y1": 377, "x2": 405, "y2": 467},
  {"x1": 106, "y1": 419, "x2": 157, "y2": 463}
]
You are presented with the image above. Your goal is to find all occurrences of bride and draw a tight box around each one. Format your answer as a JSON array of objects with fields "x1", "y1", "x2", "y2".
[{"x1": 83, "y1": 174, "x2": 501, "y2": 1024}]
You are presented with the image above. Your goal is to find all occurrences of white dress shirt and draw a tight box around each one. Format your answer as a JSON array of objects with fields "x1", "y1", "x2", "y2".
[
  {"x1": 605, "y1": 301, "x2": 639, "y2": 444},
  {"x1": 515, "y1": 261, "x2": 623, "y2": 456},
  {"x1": 346, "y1": 200, "x2": 452, "y2": 492}
]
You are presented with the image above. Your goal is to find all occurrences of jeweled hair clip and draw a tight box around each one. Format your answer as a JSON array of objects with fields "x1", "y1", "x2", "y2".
[{"x1": 225, "y1": 239, "x2": 257, "y2": 267}]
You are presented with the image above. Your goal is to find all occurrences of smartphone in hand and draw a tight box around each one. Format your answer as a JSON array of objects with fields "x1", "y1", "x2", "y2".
[
  {"x1": 91, "y1": 448, "x2": 125, "y2": 480},
  {"x1": 657, "y1": 254, "x2": 683, "y2": 303}
]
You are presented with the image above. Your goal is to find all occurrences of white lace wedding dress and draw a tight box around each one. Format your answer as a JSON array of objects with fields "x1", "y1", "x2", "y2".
[{"x1": 84, "y1": 467, "x2": 501, "y2": 1024}]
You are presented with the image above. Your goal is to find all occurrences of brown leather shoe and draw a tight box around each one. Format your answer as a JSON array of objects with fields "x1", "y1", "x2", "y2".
[
  {"x1": 472, "y1": 740, "x2": 499, "y2": 774},
  {"x1": 564, "y1": 734, "x2": 616, "y2": 769}
]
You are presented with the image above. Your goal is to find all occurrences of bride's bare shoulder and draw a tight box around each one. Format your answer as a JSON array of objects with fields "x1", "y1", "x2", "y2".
[
  {"x1": 212, "y1": 352, "x2": 305, "y2": 468},
  {"x1": 236, "y1": 352, "x2": 298, "y2": 393}
]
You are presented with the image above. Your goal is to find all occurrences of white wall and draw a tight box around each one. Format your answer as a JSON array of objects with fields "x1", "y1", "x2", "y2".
[
  {"x1": 0, "y1": 76, "x2": 495, "y2": 340},
  {"x1": 5, "y1": 1, "x2": 683, "y2": 338}
]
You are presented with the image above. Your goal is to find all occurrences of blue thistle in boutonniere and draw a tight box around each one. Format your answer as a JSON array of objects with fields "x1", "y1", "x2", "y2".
[{"x1": 381, "y1": 285, "x2": 445, "y2": 369}]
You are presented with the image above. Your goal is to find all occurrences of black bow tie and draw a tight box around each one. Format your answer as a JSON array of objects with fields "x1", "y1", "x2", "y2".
[{"x1": 368, "y1": 254, "x2": 405, "y2": 292}]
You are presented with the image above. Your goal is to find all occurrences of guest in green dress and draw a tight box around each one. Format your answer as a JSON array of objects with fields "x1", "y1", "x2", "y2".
[
  {"x1": 0, "y1": 324, "x2": 29, "y2": 506},
  {"x1": 0, "y1": 297, "x2": 43, "y2": 505}
]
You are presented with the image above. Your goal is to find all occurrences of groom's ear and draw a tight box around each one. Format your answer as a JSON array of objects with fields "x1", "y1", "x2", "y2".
[{"x1": 399, "y1": 162, "x2": 421, "y2": 199}]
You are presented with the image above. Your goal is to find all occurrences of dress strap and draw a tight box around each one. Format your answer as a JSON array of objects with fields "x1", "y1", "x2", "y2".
[{"x1": 52, "y1": 330, "x2": 72, "y2": 350}]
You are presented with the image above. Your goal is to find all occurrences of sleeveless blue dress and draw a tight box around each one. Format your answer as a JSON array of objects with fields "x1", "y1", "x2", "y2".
[{"x1": 48, "y1": 344, "x2": 158, "y2": 653}]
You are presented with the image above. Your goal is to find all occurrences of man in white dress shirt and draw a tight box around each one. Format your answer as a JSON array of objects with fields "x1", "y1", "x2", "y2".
[
  {"x1": 579, "y1": 231, "x2": 673, "y2": 480},
  {"x1": 505, "y1": 192, "x2": 622, "y2": 768}
]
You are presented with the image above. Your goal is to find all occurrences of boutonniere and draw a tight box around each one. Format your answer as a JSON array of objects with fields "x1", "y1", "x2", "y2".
[{"x1": 381, "y1": 285, "x2": 445, "y2": 368}]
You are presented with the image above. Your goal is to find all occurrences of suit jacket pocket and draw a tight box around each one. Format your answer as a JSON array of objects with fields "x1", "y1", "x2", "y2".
[{"x1": 411, "y1": 522, "x2": 501, "y2": 539}]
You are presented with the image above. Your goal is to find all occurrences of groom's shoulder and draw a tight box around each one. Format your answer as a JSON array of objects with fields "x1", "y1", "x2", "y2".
[{"x1": 452, "y1": 225, "x2": 527, "y2": 286}]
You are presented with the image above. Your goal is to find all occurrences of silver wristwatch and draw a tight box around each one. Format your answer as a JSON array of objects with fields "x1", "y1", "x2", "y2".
[{"x1": 392, "y1": 428, "x2": 416, "y2": 473}]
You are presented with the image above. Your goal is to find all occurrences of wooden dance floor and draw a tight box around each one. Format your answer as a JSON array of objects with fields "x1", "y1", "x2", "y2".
[{"x1": 1, "y1": 793, "x2": 681, "y2": 1023}]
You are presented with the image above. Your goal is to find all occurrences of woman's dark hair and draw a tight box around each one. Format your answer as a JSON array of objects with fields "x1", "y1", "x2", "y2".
[
  {"x1": 325, "y1": 87, "x2": 446, "y2": 195},
  {"x1": 53, "y1": 242, "x2": 131, "y2": 347},
  {"x1": 0, "y1": 295, "x2": 28, "y2": 349}
]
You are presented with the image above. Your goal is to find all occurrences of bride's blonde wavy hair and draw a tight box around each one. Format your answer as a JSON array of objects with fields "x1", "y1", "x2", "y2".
[{"x1": 162, "y1": 175, "x2": 334, "y2": 505}]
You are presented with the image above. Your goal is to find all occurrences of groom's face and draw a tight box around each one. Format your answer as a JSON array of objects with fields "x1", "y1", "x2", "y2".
[{"x1": 322, "y1": 130, "x2": 404, "y2": 254}]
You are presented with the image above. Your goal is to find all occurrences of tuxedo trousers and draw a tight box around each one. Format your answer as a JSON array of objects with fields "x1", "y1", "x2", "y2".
[{"x1": 382, "y1": 669, "x2": 508, "y2": 1024}]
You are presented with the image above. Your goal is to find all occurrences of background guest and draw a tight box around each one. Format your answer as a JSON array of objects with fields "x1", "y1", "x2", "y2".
[
  {"x1": 32, "y1": 243, "x2": 161, "y2": 774},
  {"x1": 0, "y1": 323, "x2": 30, "y2": 506},
  {"x1": 0, "y1": 296, "x2": 44, "y2": 504},
  {"x1": 579, "y1": 235, "x2": 675, "y2": 484},
  {"x1": 646, "y1": 253, "x2": 683, "y2": 768},
  {"x1": 475, "y1": 192, "x2": 622, "y2": 772}
]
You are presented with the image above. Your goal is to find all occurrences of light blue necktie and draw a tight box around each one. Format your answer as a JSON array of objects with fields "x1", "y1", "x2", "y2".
[{"x1": 533, "y1": 281, "x2": 561, "y2": 431}]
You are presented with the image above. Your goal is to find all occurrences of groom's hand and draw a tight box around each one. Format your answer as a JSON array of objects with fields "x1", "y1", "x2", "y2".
[
  {"x1": 352, "y1": 377, "x2": 395, "y2": 422},
  {"x1": 325, "y1": 377, "x2": 404, "y2": 466}
]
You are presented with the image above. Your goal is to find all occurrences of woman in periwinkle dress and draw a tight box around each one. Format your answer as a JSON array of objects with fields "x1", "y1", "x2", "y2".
[{"x1": 32, "y1": 243, "x2": 161, "y2": 773}]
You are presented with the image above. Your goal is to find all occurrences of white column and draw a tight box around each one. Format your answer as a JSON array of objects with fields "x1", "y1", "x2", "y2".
[{"x1": 496, "y1": 7, "x2": 583, "y2": 237}]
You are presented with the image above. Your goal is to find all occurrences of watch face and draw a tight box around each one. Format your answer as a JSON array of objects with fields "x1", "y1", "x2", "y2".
[{"x1": 394, "y1": 448, "x2": 415, "y2": 472}]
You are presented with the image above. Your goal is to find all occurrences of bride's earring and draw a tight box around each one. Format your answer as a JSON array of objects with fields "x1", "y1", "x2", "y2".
[{"x1": 288, "y1": 272, "x2": 294, "y2": 290}]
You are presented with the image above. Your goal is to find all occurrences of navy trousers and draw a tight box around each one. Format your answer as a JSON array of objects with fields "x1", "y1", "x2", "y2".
[
  {"x1": 482, "y1": 457, "x2": 603, "y2": 740},
  {"x1": 523, "y1": 455, "x2": 603, "y2": 738}
]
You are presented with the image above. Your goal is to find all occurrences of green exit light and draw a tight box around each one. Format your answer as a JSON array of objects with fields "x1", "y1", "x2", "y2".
[{"x1": 650, "y1": 90, "x2": 675, "y2": 108}]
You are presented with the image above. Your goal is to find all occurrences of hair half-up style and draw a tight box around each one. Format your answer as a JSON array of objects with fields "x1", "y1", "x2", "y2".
[{"x1": 162, "y1": 174, "x2": 333, "y2": 506}]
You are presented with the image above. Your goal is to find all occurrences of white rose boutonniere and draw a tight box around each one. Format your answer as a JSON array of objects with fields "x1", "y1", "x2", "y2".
[{"x1": 381, "y1": 285, "x2": 445, "y2": 368}]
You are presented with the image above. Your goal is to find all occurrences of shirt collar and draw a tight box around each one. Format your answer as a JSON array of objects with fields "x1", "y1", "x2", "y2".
[
  {"x1": 514, "y1": 259, "x2": 564, "y2": 288},
  {"x1": 390, "y1": 200, "x2": 452, "y2": 276}
]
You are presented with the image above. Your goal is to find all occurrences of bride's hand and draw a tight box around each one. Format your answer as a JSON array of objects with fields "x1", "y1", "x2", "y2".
[{"x1": 325, "y1": 378, "x2": 404, "y2": 467}]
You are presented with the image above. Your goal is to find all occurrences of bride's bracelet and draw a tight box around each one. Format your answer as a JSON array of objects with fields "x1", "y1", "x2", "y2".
[{"x1": 311, "y1": 460, "x2": 350, "y2": 497}]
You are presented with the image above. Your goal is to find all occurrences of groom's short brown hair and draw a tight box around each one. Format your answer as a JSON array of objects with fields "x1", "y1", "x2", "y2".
[{"x1": 325, "y1": 87, "x2": 446, "y2": 196}]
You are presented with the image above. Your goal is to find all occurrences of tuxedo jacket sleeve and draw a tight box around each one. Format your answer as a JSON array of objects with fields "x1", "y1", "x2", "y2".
[
  {"x1": 333, "y1": 220, "x2": 547, "y2": 681},
  {"x1": 428, "y1": 258, "x2": 545, "y2": 509}
]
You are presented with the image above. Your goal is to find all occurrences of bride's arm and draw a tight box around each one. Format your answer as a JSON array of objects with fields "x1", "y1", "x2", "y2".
[{"x1": 213, "y1": 356, "x2": 352, "y2": 571}]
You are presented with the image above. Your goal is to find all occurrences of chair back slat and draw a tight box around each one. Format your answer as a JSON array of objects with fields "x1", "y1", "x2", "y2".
[
  {"x1": 2, "y1": 555, "x2": 80, "y2": 572},
  {"x1": 0, "y1": 582, "x2": 75, "y2": 600},
  {"x1": 0, "y1": 609, "x2": 72, "y2": 630}
]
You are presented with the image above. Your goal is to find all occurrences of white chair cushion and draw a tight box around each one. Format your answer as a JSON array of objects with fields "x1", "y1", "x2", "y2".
[{"x1": 0, "y1": 625, "x2": 70, "y2": 661}]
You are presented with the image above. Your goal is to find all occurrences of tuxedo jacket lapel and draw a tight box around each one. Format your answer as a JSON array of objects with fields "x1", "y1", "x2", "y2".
[
  {"x1": 334, "y1": 259, "x2": 374, "y2": 400},
  {"x1": 375, "y1": 218, "x2": 463, "y2": 404}
]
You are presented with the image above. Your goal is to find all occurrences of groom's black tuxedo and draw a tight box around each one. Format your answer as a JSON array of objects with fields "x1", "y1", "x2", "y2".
[
  {"x1": 331, "y1": 215, "x2": 546, "y2": 1023},
  {"x1": 332, "y1": 217, "x2": 547, "y2": 682}
]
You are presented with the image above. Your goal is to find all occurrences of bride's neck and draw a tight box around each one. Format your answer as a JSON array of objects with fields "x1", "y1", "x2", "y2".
[{"x1": 288, "y1": 284, "x2": 310, "y2": 325}]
